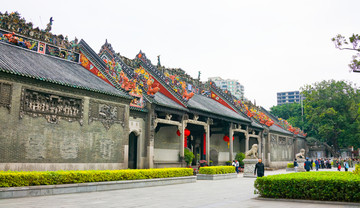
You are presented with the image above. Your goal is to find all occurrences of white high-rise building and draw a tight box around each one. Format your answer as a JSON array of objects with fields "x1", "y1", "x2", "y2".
[{"x1": 208, "y1": 77, "x2": 244, "y2": 99}]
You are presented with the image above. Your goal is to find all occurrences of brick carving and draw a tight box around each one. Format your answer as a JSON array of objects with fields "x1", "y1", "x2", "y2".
[
  {"x1": 89, "y1": 100, "x2": 125, "y2": 129},
  {"x1": 288, "y1": 138, "x2": 293, "y2": 145},
  {"x1": 270, "y1": 134, "x2": 277, "y2": 144},
  {"x1": 20, "y1": 88, "x2": 83, "y2": 125},
  {"x1": 0, "y1": 82, "x2": 12, "y2": 111},
  {"x1": 278, "y1": 136, "x2": 287, "y2": 145}
]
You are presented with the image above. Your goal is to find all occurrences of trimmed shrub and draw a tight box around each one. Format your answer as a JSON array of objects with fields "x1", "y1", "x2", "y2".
[
  {"x1": 255, "y1": 172, "x2": 360, "y2": 202},
  {"x1": 0, "y1": 168, "x2": 193, "y2": 187},
  {"x1": 354, "y1": 164, "x2": 360, "y2": 175},
  {"x1": 287, "y1": 163, "x2": 294, "y2": 168},
  {"x1": 235, "y1": 152, "x2": 245, "y2": 166},
  {"x1": 198, "y1": 166, "x2": 235, "y2": 175}
]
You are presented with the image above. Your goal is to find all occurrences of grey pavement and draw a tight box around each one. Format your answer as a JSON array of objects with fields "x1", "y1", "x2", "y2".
[{"x1": 0, "y1": 167, "x2": 357, "y2": 208}]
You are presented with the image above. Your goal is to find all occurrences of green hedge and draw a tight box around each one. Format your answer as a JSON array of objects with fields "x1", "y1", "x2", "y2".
[
  {"x1": 355, "y1": 164, "x2": 360, "y2": 175},
  {"x1": 198, "y1": 166, "x2": 235, "y2": 174},
  {"x1": 287, "y1": 163, "x2": 294, "y2": 168},
  {"x1": 255, "y1": 172, "x2": 360, "y2": 202},
  {"x1": 0, "y1": 168, "x2": 193, "y2": 187}
]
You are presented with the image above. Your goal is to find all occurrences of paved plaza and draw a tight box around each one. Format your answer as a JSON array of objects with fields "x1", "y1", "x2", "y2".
[{"x1": 0, "y1": 168, "x2": 357, "y2": 208}]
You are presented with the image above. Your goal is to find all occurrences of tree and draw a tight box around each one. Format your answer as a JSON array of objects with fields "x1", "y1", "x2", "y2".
[
  {"x1": 270, "y1": 103, "x2": 305, "y2": 129},
  {"x1": 301, "y1": 80, "x2": 360, "y2": 155},
  {"x1": 332, "y1": 34, "x2": 360, "y2": 72}
]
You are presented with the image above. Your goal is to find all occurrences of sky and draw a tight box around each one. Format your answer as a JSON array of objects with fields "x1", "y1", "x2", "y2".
[{"x1": 2, "y1": 0, "x2": 359, "y2": 109}]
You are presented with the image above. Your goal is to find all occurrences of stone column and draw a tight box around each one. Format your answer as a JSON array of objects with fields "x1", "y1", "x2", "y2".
[
  {"x1": 205, "y1": 125, "x2": 210, "y2": 163},
  {"x1": 257, "y1": 136, "x2": 262, "y2": 159},
  {"x1": 180, "y1": 121, "x2": 186, "y2": 158},
  {"x1": 229, "y1": 123, "x2": 234, "y2": 161},
  {"x1": 245, "y1": 133, "x2": 249, "y2": 152}
]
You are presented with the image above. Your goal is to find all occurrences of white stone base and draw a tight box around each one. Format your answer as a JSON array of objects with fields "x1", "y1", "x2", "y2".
[{"x1": 243, "y1": 159, "x2": 258, "y2": 178}]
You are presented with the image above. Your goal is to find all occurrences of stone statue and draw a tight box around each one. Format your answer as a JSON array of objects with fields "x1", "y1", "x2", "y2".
[
  {"x1": 157, "y1": 55, "x2": 161, "y2": 67},
  {"x1": 245, "y1": 144, "x2": 258, "y2": 159},
  {"x1": 296, "y1": 149, "x2": 306, "y2": 160}
]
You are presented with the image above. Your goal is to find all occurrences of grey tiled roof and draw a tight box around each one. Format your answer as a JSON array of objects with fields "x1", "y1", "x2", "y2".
[
  {"x1": 153, "y1": 92, "x2": 188, "y2": 112},
  {"x1": 269, "y1": 124, "x2": 293, "y2": 135},
  {"x1": 0, "y1": 42, "x2": 131, "y2": 99},
  {"x1": 188, "y1": 94, "x2": 250, "y2": 123}
]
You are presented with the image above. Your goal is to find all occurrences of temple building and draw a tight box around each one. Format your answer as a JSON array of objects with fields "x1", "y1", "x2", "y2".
[{"x1": 0, "y1": 12, "x2": 306, "y2": 171}]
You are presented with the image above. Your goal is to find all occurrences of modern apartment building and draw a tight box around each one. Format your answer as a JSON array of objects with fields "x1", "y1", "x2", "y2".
[
  {"x1": 277, "y1": 91, "x2": 302, "y2": 105},
  {"x1": 208, "y1": 77, "x2": 244, "y2": 99}
]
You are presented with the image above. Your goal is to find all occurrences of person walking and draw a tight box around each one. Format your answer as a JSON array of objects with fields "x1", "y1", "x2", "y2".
[
  {"x1": 294, "y1": 158, "x2": 299, "y2": 172},
  {"x1": 254, "y1": 159, "x2": 265, "y2": 177},
  {"x1": 315, "y1": 159, "x2": 320, "y2": 171},
  {"x1": 235, "y1": 160, "x2": 239, "y2": 174},
  {"x1": 310, "y1": 159, "x2": 314, "y2": 170},
  {"x1": 344, "y1": 160, "x2": 349, "y2": 172},
  {"x1": 304, "y1": 158, "x2": 312, "y2": 172}
]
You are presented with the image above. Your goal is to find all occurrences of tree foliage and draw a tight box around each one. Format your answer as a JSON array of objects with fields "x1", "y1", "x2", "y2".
[
  {"x1": 332, "y1": 34, "x2": 360, "y2": 72},
  {"x1": 301, "y1": 80, "x2": 360, "y2": 153},
  {"x1": 270, "y1": 103, "x2": 303, "y2": 128}
]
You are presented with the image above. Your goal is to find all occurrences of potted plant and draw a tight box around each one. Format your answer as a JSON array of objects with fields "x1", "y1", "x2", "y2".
[{"x1": 184, "y1": 148, "x2": 195, "y2": 167}]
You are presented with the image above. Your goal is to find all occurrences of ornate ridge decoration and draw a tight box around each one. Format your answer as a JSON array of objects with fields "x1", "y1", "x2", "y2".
[
  {"x1": 0, "y1": 12, "x2": 80, "y2": 63},
  {"x1": 278, "y1": 118, "x2": 307, "y2": 137},
  {"x1": 20, "y1": 88, "x2": 84, "y2": 125},
  {"x1": 135, "y1": 51, "x2": 190, "y2": 103},
  {"x1": 0, "y1": 82, "x2": 12, "y2": 111},
  {"x1": 89, "y1": 100, "x2": 126, "y2": 130}
]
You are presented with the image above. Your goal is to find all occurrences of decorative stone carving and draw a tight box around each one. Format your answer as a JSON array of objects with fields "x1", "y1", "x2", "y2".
[
  {"x1": 270, "y1": 134, "x2": 277, "y2": 144},
  {"x1": 20, "y1": 88, "x2": 83, "y2": 125},
  {"x1": 165, "y1": 114, "x2": 172, "y2": 120},
  {"x1": 243, "y1": 159, "x2": 258, "y2": 178},
  {"x1": 0, "y1": 82, "x2": 12, "y2": 111},
  {"x1": 193, "y1": 114, "x2": 199, "y2": 121},
  {"x1": 245, "y1": 144, "x2": 258, "y2": 159},
  {"x1": 89, "y1": 100, "x2": 125, "y2": 129},
  {"x1": 288, "y1": 138, "x2": 293, "y2": 145},
  {"x1": 278, "y1": 137, "x2": 287, "y2": 145},
  {"x1": 296, "y1": 149, "x2": 306, "y2": 160}
]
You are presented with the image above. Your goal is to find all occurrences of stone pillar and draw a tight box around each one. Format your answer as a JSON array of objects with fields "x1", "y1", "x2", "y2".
[
  {"x1": 245, "y1": 133, "x2": 249, "y2": 152},
  {"x1": 229, "y1": 123, "x2": 234, "y2": 161},
  {"x1": 205, "y1": 125, "x2": 210, "y2": 163},
  {"x1": 258, "y1": 137, "x2": 262, "y2": 159},
  {"x1": 180, "y1": 121, "x2": 186, "y2": 158}
]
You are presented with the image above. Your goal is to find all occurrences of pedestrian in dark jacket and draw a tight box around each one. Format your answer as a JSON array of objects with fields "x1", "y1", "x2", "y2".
[
  {"x1": 304, "y1": 158, "x2": 312, "y2": 172},
  {"x1": 254, "y1": 159, "x2": 265, "y2": 177}
]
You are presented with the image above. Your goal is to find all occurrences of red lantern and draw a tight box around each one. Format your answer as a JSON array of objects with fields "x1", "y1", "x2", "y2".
[
  {"x1": 184, "y1": 129, "x2": 190, "y2": 137},
  {"x1": 223, "y1": 135, "x2": 234, "y2": 149},
  {"x1": 184, "y1": 129, "x2": 190, "y2": 147},
  {"x1": 176, "y1": 130, "x2": 181, "y2": 136}
]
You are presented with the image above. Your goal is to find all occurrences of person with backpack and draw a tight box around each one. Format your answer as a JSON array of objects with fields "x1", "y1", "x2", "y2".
[{"x1": 304, "y1": 158, "x2": 312, "y2": 172}]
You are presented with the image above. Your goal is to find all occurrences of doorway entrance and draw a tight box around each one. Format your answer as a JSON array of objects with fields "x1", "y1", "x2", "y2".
[{"x1": 128, "y1": 132, "x2": 137, "y2": 169}]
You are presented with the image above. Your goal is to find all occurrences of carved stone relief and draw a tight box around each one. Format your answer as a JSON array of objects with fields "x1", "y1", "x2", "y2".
[
  {"x1": 89, "y1": 100, "x2": 125, "y2": 129},
  {"x1": 278, "y1": 137, "x2": 287, "y2": 145},
  {"x1": 288, "y1": 138, "x2": 293, "y2": 145},
  {"x1": 0, "y1": 82, "x2": 12, "y2": 111},
  {"x1": 20, "y1": 88, "x2": 83, "y2": 125},
  {"x1": 270, "y1": 134, "x2": 277, "y2": 144}
]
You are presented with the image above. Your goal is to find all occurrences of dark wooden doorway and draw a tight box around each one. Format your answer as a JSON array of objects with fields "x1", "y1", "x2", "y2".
[{"x1": 128, "y1": 132, "x2": 137, "y2": 169}]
